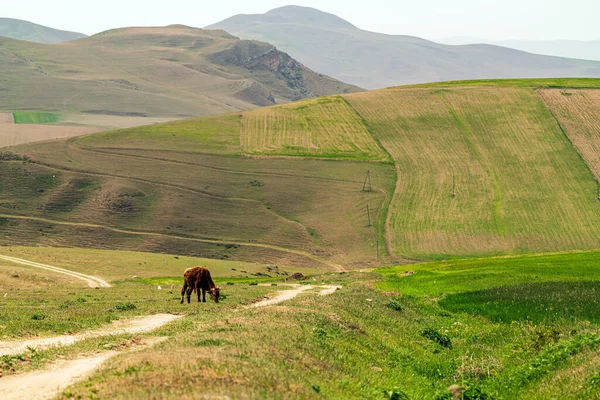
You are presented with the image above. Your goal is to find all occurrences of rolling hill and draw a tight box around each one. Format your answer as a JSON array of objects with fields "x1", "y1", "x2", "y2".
[
  {"x1": 0, "y1": 17, "x2": 86, "y2": 44},
  {"x1": 0, "y1": 25, "x2": 360, "y2": 119},
  {"x1": 208, "y1": 6, "x2": 600, "y2": 89},
  {"x1": 4, "y1": 78, "x2": 600, "y2": 268}
]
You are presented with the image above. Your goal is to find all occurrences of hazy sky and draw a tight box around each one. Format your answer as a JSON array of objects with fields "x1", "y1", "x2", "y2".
[{"x1": 3, "y1": 0, "x2": 598, "y2": 41}]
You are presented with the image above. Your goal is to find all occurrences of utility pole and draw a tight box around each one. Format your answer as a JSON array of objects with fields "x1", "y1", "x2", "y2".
[
  {"x1": 451, "y1": 174, "x2": 456, "y2": 198},
  {"x1": 363, "y1": 170, "x2": 372, "y2": 192},
  {"x1": 366, "y1": 204, "x2": 372, "y2": 226},
  {"x1": 597, "y1": 180, "x2": 600, "y2": 201}
]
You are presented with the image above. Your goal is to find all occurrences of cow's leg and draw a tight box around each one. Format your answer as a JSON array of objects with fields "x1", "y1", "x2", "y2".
[
  {"x1": 197, "y1": 285, "x2": 202, "y2": 303},
  {"x1": 180, "y1": 281, "x2": 187, "y2": 304},
  {"x1": 186, "y1": 286, "x2": 193, "y2": 304},
  {"x1": 202, "y1": 289, "x2": 207, "y2": 303}
]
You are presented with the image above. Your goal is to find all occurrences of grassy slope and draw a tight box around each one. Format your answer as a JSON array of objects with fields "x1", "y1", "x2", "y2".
[
  {"x1": 240, "y1": 96, "x2": 388, "y2": 160},
  {"x1": 78, "y1": 113, "x2": 242, "y2": 155},
  {"x1": 346, "y1": 85, "x2": 600, "y2": 259}
]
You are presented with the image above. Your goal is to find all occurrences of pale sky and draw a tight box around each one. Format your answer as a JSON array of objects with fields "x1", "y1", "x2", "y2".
[{"x1": 3, "y1": 0, "x2": 598, "y2": 41}]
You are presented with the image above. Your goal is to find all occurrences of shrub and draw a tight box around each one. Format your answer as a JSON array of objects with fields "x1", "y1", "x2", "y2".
[
  {"x1": 31, "y1": 312, "x2": 46, "y2": 320},
  {"x1": 384, "y1": 389, "x2": 410, "y2": 400},
  {"x1": 421, "y1": 328, "x2": 452, "y2": 348},
  {"x1": 114, "y1": 302, "x2": 136, "y2": 311},
  {"x1": 386, "y1": 298, "x2": 403, "y2": 312}
]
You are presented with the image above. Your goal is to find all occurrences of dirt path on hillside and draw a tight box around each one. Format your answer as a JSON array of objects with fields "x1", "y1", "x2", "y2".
[
  {"x1": 0, "y1": 337, "x2": 167, "y2": 400},
  {"x1": 249, "y1": 284, "x2": 342, "y2": 307},
  {"x1": 0, "y1": 254, "x2": 111, "y2": 288},
  {"x1": 0, "y1": 313, "x2": 182, "y2": 357}
]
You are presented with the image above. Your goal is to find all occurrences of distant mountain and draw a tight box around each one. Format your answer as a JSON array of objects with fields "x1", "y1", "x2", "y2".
[
  {"x1": 0, "y1": 25, "x2": 360, "y2": 117},
  {"x1": 208, "y1": 5, "x2": 600, "y2": 89},
  {"x1": 0, "y1": 17, "x2": 86, "y2": 44},
  {"x1": 438, "y1": 37, "x2": 600, "y2": 62}
]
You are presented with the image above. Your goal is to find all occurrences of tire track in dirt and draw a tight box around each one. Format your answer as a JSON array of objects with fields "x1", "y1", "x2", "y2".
[
  {"x1": 0, "y1": 314, "x2": 182, "y2": 357},
  {"x1": 248, "y1": 284, "x2": 342, "y2": 308},
  {"x1": 0, "y1": 336, "x2": 170, "y2": 400},
  {"x1": 0, "y1": 255, "x2": 110, "y2": 288}
]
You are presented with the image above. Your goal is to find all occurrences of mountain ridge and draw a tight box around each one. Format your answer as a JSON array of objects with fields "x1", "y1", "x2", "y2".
[{"x1": 208, "y1": 6, "x2": 600, "y2": 89}]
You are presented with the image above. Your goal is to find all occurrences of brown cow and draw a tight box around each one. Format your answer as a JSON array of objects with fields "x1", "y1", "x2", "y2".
[{"x1": 180, "y1": 266, "x2": 221, "y2": 304}]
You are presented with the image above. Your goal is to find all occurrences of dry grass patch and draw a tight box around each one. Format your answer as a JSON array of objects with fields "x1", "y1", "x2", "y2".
[
  {"x1": 539, "y1": 89, "x2": 600, "y2": 181},
  {"x1": 241, "y1": 96, "x2": 388, "y2": 160}
]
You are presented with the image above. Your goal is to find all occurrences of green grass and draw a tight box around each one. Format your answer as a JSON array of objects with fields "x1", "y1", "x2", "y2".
[
  {"x1": 78, "y1": 113, "x2": 242, "y2": 155},
  {"x1": 376, "y1": 250, "x2": 600, "y2": 296},
  {"x1": 12, "y1": 112, "x2": 61, "y2": 124},
  {"x1": 441, "y1": 281, "x2": 600, "y2": 324},
  {"x1": 402, "y1": 78, "x2": 600, "y2": 89}
]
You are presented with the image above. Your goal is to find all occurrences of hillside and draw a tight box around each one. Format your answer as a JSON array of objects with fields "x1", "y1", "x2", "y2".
[
  {"x1": 0, "y1": 25, "x2": 360, "y2": 118},
  {"x1": 0, "y1": 17, "x2": 86, "y2": 44},
  {"x1": 208, "y1": 6, "x2": 600, "y2": 89},
  {"x1": 4, "y1": 78, "x2": 600, "y2": 267}
]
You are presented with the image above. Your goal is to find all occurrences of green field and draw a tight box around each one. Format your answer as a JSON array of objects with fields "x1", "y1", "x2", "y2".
[
  {"x1": 347, "y1": 86, "x2": 600, "y2": 259},
  {"x1": 12, "y1": 112, "x2": 61, "y2": 124}
]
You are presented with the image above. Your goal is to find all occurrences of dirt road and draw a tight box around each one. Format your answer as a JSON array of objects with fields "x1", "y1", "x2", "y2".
[
  {"x1": 0, "y1": 254, "x2": 111, "y2": 288},
  {"x1": 0, "y1": 337, "x2": 167, "y2": 400},
  {"x1": 0, "y1": 314, "x2": 182, "y2": 357}
]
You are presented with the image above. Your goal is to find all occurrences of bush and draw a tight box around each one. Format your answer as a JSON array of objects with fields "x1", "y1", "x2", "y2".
[
  {"x1": 31, "y1": 312, "x2": 46, "y2": 320},
  {"x1": 386, "y1": 298, "x2": 403, "y2": 312},
  {"x1": 114, "y1": 302, "x2": 136, "y2": 311},
  {"x1": 421, "y1": 328, "x2": 452, "y2": 348},
  {"x1": 384, "y1": 389, "x2": 410, "y2": 400}
]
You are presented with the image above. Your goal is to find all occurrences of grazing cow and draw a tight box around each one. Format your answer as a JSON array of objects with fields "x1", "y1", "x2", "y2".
[{"x1": 180, "y1": 266, "x2": 221, "y2": 304}]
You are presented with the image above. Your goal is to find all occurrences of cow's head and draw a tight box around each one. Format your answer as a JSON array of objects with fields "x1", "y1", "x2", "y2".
[{"x1": 209, "y1": 287, "x2": 221, "y2": 303}]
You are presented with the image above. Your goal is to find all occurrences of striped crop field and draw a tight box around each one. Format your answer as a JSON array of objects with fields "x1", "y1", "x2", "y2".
[
  {"x1": 240, "y1": 96, "x2": 388, "y2": 161},
  {"x1": 346, "y1": 87, "x2": 600, "y2": 259},
  {"x1": 12, "y1": 112, "x2": 61, "y2": 124},
  {"x1": 540, "y1": 89, "x2": 600, "y2": 181}
]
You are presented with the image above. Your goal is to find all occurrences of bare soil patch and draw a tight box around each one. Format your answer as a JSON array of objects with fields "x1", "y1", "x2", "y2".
[
  {"x1": 0, "y1": 124, "x2": 100, "y2": 148},
  {"x1": 0, "y1": 113, "x2": 14, "y2": 124}
]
